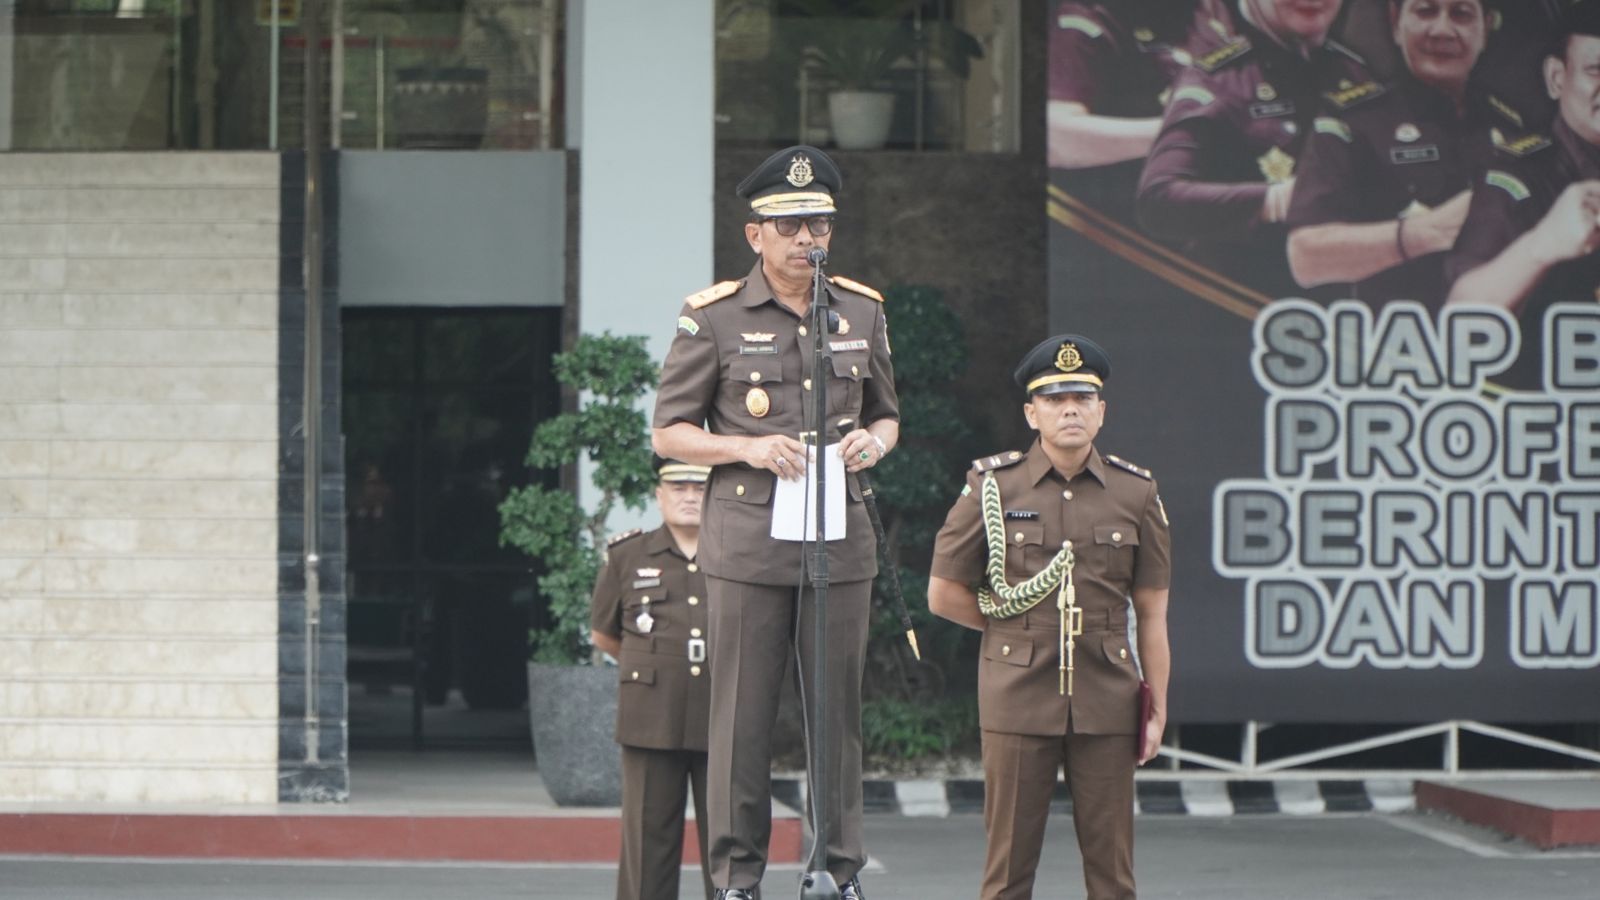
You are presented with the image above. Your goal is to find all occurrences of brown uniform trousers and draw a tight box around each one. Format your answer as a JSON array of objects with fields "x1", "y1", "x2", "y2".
[
  {"x1": 592, "y1": 526, "x2": 715, "y2": 900},
  {"x1": 931, "y1": 442, "x2": 1172, "y2": 900},
  {"x1": 653, "y1": 262, "x2": 899, "y2": 891}
]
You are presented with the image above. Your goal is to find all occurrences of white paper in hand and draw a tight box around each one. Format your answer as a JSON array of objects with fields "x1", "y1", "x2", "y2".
[{"x1": 770, "y1": 442, "x2": 846, "y2": 542}]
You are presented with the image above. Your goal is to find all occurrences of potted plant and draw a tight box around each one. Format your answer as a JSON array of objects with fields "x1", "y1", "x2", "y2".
[
  {"x1": 787, "y1": 0, "x2": 984, "y2": 150},
  {"x1": 498, "y1": 333, "x2": 658, "y2": 806}
]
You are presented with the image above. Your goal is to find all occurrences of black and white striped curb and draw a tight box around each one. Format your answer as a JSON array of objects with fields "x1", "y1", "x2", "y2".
[{"x1": 772, "y1": 777, "x2": 1416, "y2": 817}]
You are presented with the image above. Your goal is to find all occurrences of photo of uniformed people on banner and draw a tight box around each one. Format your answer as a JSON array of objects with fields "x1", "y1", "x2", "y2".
[{"x1": 1047, "y1": 0, "x2": 1600, "y2": 731}]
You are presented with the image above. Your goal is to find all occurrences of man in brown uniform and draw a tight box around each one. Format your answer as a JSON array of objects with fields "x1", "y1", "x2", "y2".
[
  {"x1": 652, "y1": 145, "x2": 899, "y2": 900},
  {"x1": 929, "y1": 335, "x2": 1171, "y2": 900},
  {"x1": 591, "y1": 457, "x2": 715, "y2": 900}
]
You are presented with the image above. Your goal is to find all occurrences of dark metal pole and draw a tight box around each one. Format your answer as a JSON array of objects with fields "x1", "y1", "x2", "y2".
[
  {"x1": 301, "y1": 0, "x2": 325, "y2": 767},
  {"x1": 799, "y1": 259, "x2": 839, "y2": 900}
]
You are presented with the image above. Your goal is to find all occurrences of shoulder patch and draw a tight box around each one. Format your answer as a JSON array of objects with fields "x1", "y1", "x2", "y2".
[
  {"x1": 971, "y1": 450, "x2": 1027, "y2": 474},
  {"x1": 677, "y1": 315, "x2": 700, "y2": 336},
  {"x1": 1487, "y1": 94, "x2": 1524, "y2": 129},
  {"x1": 1491, "y1": 129, "x2": 1552, "y2": 159},
  {"x1": 827, "y1": 275, "x2": 884, "y2": 302},
  {"x1": 1196, "y1": 38, "x2": 1251, "y2": 73},
  {"x1": 1323, "y1": 81, "x2": 1384, "y2": 111},
  {"x1": 1171, "y1": 85, "x2": 1216, "y2": 108},
  {"x1": 1314, "y1": 117, "x2": 1353, "y2": 143},
  {"x1": 1484, "y1": 170, "x2": 1531, "y2": 202},
  {"x1": 1057, "y1": 14, "x2": 1104, "y2": 38},
  {"x1": 606, "y1": 527, "x2": 644, "y2": 548},
  {"x1": 686, "y1": 280, "x2": 743, "y2": 310},
  {"x1": 1105, "y1": 454, "x2": 1153, "y2": 480}
]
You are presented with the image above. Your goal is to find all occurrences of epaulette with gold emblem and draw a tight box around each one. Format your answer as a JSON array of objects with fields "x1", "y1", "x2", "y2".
[
  {"x1": 1323, "y1": 81, "x2": 1384, "y2": 111},
  {"x1": 1491, "y1": 129, "x2": 1552, "y2": 159},
  {"x1": 1105, "y1": 454, "x2": 1153, "y2": 481},
  {"x1": 606, "y1": 527, "x2": 644, "y2": 548},
  {"x1": 827, "y1": 275, "x2": 884, "y2": 303},
  {"x1": 1195, "y1": 38, "x2": 1251, "y2": 73},
  {"x1": 971, "y1": 450, "x2": 1026, "y2": 473},
  {"x1": 685, "y1": 280, "x2": 744, "y2": 310}
]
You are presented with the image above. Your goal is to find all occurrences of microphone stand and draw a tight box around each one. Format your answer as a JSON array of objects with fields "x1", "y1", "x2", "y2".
[{"x1": 799, "y1": 249, "x2": 840, "y2": 900}]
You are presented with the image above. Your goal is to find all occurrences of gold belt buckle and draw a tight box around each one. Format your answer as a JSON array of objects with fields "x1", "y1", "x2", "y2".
[
  {"x1": 687, "y1": 638, "x2": 707, "y2": 663},
  {"x1": 1067, "y1": 606, "x2": 1084, "y2": 637}
]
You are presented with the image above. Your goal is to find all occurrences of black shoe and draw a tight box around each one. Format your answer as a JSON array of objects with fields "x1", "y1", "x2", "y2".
[
  {"x1": 840, "y1": 876, "x2": 865, "y2": 900},
  {"x1": 715, "y1": 890, "x2": 756, "y2": 900}
]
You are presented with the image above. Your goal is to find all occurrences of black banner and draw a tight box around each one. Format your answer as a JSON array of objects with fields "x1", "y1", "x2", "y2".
[{"x1": 1047, "y1": 0, "x2": 1599, "y2": 722}]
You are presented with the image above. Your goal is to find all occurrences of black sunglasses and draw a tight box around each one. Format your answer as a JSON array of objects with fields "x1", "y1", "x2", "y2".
[{"x1": 766, "y1": 215, "x2": 834, "y2": 237}]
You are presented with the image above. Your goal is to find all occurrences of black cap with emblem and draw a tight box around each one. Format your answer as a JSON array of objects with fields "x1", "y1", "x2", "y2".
[
  {"x1": 736, "y1": 145, "x2": 841, "y2": 217},
  {"x1": 1013, "y1": 334, "x2": 1112, "y2": 396}
]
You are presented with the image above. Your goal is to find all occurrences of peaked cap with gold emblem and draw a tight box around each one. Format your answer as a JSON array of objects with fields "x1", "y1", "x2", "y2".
[
  {"x1": 736, "y1": 145, "x2": 841, "y2": 217},
  {"x1": 1013, "y1": 333, "x2": 1111, "y2": 396},
  {"x1": 653, "y1": 454, "x2": 711, "y2": 484}
]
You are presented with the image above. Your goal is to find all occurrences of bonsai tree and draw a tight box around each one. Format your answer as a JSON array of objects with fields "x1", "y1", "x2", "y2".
[{"x1": 498, "y1": 333, "x2": 658, "y2": 664}]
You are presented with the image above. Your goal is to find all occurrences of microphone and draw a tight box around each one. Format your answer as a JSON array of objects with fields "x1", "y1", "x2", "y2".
[{"x1": 807, "y1": 247, "x2": 828, "y2": 267}]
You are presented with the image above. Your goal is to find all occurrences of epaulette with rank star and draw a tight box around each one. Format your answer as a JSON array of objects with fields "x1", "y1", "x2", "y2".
[
  {"x1": 971, "y1": 450, "x2": 1026, "y2": 473},
  {"x1": 1105, "y1": 454, "x2": 1153, "y2": 480},
  {"x1": 1195, "y1": 37, "x2": 1251, "y2": 73},
  {"x1": 1323, "y1": 81, "x2": 1385, "y2": 111},
  {"x1": 685, "y1": 280, "x2": 744, "y2": 310},
  {"x1": 606, "y1": 527, "x2": 644, "y2": 548},
  {"x1": 1491, "y1": 129, "x2": 1552, "y2": 159},
  {"x1": 827, "y1": 275, "x2": 884, "y2": 302}
]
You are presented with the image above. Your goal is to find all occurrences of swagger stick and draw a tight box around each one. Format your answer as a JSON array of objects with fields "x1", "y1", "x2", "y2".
[{"x1": 833, "y1": 418, "x2": 920, "y2": 660}]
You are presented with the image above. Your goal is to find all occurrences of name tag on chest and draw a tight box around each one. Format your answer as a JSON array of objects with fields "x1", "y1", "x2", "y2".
[
  {"x1": 632, "y1": 578, "x2": 661, "y2": 589},
  {"x1": 739, "y1": 345, "x2": 778, "y2": 355},
  {"x1": 1005, "y1": 510, "x2": 1039, "y2": 520},
  {"x1": 1249, "y1": 101, "x2": 1295, "y2": 119},
  {"x1": 830, "y1": 339, "x2": 870, "y2": 352},
  {"x1": 1390, "y1": 145, "x2": 1441, "y2": 165}
]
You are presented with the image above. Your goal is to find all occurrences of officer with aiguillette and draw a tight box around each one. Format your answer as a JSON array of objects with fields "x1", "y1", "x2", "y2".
[{"x1": 929, "y1": 335, "x2": 1172, "y2": 900}]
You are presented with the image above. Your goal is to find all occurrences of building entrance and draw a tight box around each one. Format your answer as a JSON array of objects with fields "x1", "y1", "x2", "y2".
[{"x1": 341, "y1": 306, "x2": 561, "y2": 749}]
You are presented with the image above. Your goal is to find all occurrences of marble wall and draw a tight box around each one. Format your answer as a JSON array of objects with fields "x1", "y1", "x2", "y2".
[{"x1": 0, "y1": 153, "x2": 282, "y2": 803}]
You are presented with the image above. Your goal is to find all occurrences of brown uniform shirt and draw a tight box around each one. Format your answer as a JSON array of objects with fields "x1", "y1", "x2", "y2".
[
  {"x1": 931, "y1": 441, "x2": 1171, "y2": 736},
  {"x1": 590, "y1": 526, "x2": 711, "y2": 752},
  {"x1": 652, "y1": 261, "x2": 899, "y2": 585}
]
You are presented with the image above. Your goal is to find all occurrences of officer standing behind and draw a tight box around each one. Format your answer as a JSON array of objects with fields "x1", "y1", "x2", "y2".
[
  {"x1": 1286, "y1": 0, "x2": 1519, "y2": 307},
  {"x1": 591, "y1": 457, "x2": 716, "y2": 900},
  {"x1": 1446, "y1": 0, "x2": 1600, "y2": 387},
  {"x1": 928, "y1": 335, "x2": 1171, "y2": 900},
  {"x1": 652, "y1": 145, "x2": 899, "y2": 900},
  {"x1": 1137, "y1": 0, "x2": 1369, "y2": 297}
]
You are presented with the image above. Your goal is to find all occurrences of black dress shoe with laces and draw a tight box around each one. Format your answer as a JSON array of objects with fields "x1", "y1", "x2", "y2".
[
  {"x1": 840, "y1": 876, "x2": 865, "y2": 899},
  {"x1": 715, "y1": 890, "x2": 756, "y2": 900}
]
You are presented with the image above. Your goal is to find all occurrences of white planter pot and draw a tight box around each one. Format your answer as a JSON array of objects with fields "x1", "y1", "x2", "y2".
[{"x1": 828, "y1": 90, "x2": 895, "y2": 150}]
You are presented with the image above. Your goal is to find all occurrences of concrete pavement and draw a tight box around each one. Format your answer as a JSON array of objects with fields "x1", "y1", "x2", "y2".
[{"x1": 3, "y1": 811, "x2": 1598, "y2": 899}]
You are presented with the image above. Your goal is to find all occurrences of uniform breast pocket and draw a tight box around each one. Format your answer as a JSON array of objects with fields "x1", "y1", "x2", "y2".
[
  {"x1": 828, "y1": 352, "x2": 870, "y2": 415},
  {"x1": 727, "y1": 357, "x2": 785, "y2": 421},
  {"x1": 622, "y1": 588, "x2": 670, "y2": 635},
  {"x1": 1005, "y1": 519, "x2": 1047, "y2": 582},
  {"x1": 1093, "y1": 524, "x2": 1140, "y2": 582}
]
